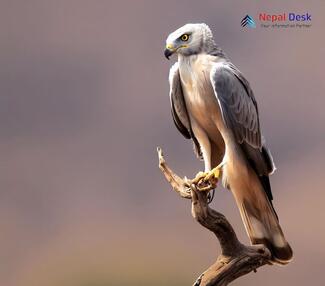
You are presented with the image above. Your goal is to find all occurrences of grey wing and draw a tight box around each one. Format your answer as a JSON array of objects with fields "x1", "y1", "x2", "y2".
[
  {"x1": 210, "y1": 63, "x2": 261, "y2": 149},
  {"x1": 210, "y1": 63, "x2": 275, "y2": 200},
  {"x1": 169, "y1": 63, "x2": 202, "y2": 158}
]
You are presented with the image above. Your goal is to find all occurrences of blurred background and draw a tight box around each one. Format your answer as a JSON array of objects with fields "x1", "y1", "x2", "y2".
[{"x1": 1, "y1": 0, "x2": 324, "y2": 285}]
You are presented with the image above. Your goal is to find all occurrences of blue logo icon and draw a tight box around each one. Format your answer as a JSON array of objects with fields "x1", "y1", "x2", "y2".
[{"x1": 241, "y1": 15, "x2": 256, "y2": 28}]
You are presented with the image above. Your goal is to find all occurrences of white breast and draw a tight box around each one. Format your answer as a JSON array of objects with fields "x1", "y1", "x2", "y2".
[
  {"x1": 178, "y1": 55, "x2": 219, "y2": 121},
  {"x1": 179, "y1": 54, "x2": 212, "y2": 92},
  {"x1": 178, "y1": 54, "x2": 228, "y2": 148}
]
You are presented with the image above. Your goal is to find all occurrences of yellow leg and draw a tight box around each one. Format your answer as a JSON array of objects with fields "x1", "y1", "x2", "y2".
[{"x1": 204, "y1": 166, "x2": 222, "y2": 182}]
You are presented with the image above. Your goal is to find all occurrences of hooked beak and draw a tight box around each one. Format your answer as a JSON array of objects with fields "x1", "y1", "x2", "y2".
[{"x1": 164, "y1": 44, "x2": 175, "y2": 60}]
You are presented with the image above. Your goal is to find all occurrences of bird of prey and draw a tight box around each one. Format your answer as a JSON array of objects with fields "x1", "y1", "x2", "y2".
[{"x1": 164, "y1": 23, "x2": 292, "y2": 265}]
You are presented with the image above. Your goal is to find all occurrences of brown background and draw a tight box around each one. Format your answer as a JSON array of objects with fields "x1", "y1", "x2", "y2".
[{"x1": 1, "y1": 0, "x2": 324, "y2": 285}]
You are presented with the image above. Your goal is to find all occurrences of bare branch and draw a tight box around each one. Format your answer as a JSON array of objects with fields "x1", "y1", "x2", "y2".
[
  {"x1": 157, "y1": 147, "x2": 192, "y2": 199},
  {"x1": 157, "y1": 147, "x2": 272, "y2": 286}
]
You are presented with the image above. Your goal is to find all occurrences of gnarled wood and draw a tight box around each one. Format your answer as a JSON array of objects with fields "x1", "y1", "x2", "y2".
[{"x1": 157, "y1": 147, "x2": 271, "y2": 286}]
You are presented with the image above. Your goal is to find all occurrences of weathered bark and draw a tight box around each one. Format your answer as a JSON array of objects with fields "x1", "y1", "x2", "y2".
[{"x1": 157, "y1": 147, "x2": 271, "y2": 286}]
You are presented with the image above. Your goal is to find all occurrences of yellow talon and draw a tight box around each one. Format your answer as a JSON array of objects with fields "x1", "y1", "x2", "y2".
[
  {"x1": 205, "y1": 167, "x2": 222, "y2": 181},
  {"x1": 192, "y1": 171, "x2": 207, "y2": 184},
  {"x1": 190, "y1": 166, "x2": 222, "y2": 192}
]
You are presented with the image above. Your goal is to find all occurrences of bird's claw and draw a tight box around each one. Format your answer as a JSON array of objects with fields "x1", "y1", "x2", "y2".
[
  {"x1": 192, "y1": 171, "x2": 207, "y2": 185},
  {"x1": 191, "y1": 167, "x2": 222, "y2": 192},
  {"x1": 205, "y1": 167, "x2": 222, "y2": 183}
]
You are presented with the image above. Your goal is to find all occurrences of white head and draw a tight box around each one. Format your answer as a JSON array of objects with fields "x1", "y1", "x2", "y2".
[{"x1": 164, "y1": 23, "x2": 217, "y2": 59}]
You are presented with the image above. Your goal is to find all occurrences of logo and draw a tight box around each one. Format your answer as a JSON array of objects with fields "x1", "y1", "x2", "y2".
[
  {"x1": 241, "y1": 15, "x2": 256, "y2": 28},
  {"x1": 240, "y1": 13, "x2": 312, "y2": 29},
  {"x1": 259, "y1": 12, "x2": 311, "y2": 22}
]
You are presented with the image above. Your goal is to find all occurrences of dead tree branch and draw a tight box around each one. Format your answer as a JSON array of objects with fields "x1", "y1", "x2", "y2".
[{"x1": 157, "y1": 147, "x2": 271, "y2": 286}]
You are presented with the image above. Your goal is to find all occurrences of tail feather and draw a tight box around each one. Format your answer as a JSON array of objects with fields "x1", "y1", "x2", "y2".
[{"x1": 239, "y1": 196, "x2": 293, "y2": 265}]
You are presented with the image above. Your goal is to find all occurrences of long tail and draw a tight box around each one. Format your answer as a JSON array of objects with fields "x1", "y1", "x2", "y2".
[{"x1": 236, "y1": 183, "x2": 293, "y2": 265}]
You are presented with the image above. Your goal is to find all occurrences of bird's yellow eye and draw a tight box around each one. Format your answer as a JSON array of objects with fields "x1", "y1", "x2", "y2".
[{"x1": 180, "y1": 34, "x2": 189, "y2": 41}]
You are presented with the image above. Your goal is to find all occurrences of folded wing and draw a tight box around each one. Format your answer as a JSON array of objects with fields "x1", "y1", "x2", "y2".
[{"x1": 169, "y1": 62, "x2": 202, "y2": 159}]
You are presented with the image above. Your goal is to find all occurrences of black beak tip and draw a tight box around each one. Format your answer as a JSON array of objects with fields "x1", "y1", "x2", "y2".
[{"x1": 164, "y1": 49, "x2": 172, "y2": 60}]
